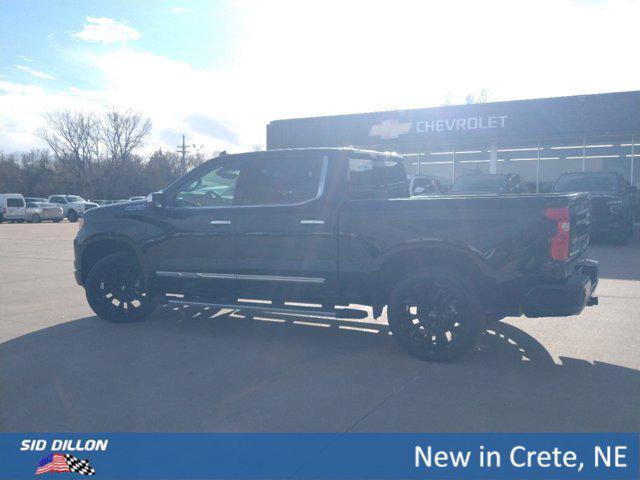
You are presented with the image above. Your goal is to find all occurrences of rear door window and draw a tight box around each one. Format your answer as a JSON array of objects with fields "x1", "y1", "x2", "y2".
[
  {"x1": 250, "y1": 156, "x2": 325, "y2": 206},
  {"x1": 7, "y1": 198, "x2": 24, "y2": 207}
]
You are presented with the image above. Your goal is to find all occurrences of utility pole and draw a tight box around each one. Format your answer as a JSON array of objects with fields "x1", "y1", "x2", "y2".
[
  {"x1": 176, "y1": 134, "x2": 190, "y2": 175},
  {"x1": 177, "y1": 134, "x2": 190, "y2": 161}
]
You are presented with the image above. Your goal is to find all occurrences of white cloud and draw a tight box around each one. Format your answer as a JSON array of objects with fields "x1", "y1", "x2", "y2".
[
  {"x1": 0, "y1": 80, "x2": 103, "y2": 152},
  {"x1": 2, "y1": 0, "x2": 640, "y2": 154},
  {"x1": 16, "y1": 65, "x2": 55, "y2": 80},
  {"x1": 71, "y1": 16, "x2": 141, "y2": 43},
  {"x1": 170, "y1": 7, "x2": 189, "y2": 14}
]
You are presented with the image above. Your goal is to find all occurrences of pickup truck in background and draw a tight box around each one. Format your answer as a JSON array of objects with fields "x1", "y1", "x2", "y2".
[
  {"x1": 48, "y1": 195, "x2": 99, "y2": 222},
  {"x1": 552, "y1": 172, "x2": 635, "y2": 244},
  {"x1": 74, "y1": 148, "x2": 599, "y2": 361}
]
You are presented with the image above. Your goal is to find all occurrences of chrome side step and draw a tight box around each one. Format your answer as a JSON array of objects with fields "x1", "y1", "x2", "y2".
[
  {"x1": 166, "y1": 299, "x2": 369, "y2": 319},
  {"x1": 168, "y1": 299, "x2": 338, "y2": 318}
]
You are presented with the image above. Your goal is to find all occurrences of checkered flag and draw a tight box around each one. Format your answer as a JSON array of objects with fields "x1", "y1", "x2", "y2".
[{"x1": 65, "y1": 454, "x2": 96, "y2": 476}]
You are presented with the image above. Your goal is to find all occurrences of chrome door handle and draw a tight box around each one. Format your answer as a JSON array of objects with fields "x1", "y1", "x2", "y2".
[
  {"x1": 210, "y1": 220, "x2": 231, "y2": 225},
  {"x1": 300, "y1": 220, "x2": 324, "y2": 225}
]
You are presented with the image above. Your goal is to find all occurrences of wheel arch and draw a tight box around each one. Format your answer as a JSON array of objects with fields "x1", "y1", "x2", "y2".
[
  {"x1": 371, "y1": 243, "x2": 496, "y2": 312},
  {"x1": 80, "y1": 236, "x2": 146, "y2": 284}
]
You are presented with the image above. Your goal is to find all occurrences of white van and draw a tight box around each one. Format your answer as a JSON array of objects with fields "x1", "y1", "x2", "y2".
[{"x1": 0, "y1": 194, "x2": 26, "y2": 223}]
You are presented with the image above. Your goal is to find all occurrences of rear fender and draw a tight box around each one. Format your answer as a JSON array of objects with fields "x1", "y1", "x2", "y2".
[{"x1": 371, "y1": 241, "x2": 496, "y2": 308}]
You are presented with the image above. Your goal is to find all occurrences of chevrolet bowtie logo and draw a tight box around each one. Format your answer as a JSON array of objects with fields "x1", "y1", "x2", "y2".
[{"x1": 368, "y1": 119, "x2": 412, "y2": 139}]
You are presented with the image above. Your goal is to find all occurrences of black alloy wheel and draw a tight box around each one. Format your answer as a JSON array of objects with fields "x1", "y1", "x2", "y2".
[
  {"x1": 85, "y1": 252, "x2": 156, "y2": 322},
  {"x1": 388, "y1": 267, "x2": 483, "y2": 362}
]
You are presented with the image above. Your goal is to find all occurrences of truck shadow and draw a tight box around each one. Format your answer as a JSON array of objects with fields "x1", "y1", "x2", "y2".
[{"x1": 1, "y1": 305, "x2": 638, "y2": 432}]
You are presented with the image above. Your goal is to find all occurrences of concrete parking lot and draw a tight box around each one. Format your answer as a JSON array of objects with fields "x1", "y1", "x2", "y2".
[{"x1": 1, "y1": 222, "x2": 638, "y2": 432}]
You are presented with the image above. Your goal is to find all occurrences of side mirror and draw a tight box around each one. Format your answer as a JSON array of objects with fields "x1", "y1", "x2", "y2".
[{"x1": 150, "y1": 191, "x2": 165, "y2": 209}]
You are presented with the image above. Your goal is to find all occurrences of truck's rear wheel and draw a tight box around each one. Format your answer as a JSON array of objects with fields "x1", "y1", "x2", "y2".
[
  {"x1": 388, "y1": 267, "x2": 483, "y2": 362},
  {"x1": 85, "y1": 252, "x2": 155, "y2": 323}
]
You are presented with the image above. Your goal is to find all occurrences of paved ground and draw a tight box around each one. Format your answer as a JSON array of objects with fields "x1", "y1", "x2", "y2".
[{"x1": 0, "y1": 222, "x2": 638, "y2": 432}]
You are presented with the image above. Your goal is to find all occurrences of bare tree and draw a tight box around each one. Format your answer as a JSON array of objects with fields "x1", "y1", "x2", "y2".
[
  {"x1": 36, "y1": 111, "x2": 100, "y2": 195},
  {"x1": 99, "y1": 108, "x2": 152, "y2": 198},
  {"x1": 465, "y1": 89, "x2": 490, "y2": 104}
]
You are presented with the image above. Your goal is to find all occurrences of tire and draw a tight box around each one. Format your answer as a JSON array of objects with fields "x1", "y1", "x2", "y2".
[
  {"x1": 85, "y1": 252, "x2": 156, "y2": 323},
  {"x1": 387, "y1": 267, "x2": 484, "y2": 362},
  {"x1": 31, "y1": 214, "x2": 41, "y2": 223},
  {"x1": 67, "y1": 210, "x2": 79, "y2": 222}
]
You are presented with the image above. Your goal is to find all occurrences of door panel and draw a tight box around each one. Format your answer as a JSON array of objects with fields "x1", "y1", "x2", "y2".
[
  {"x1": 144, "y1": 156, "x2": 251, "y2": 297},
  {"x1": 231, "y1": 154, "x2": 337, "y2": 302},
  {"x1": 145, "y1": 206, "x2": 246, "y2": 298},
  {"x1": 232, "y1": 204, "x2": 337, "y2": 301}
]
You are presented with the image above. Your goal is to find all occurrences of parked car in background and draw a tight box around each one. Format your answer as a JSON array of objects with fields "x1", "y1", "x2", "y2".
[
  {"x1": 25, "y1": 201, "x2": 64, "y2": 223},
  {"x1": 409, "y1": 175, "x2": 445, "y2": 196},
  {"x1": 47, "y1": 195, "x2": 98, "y2": 222},
  {"x1": 449, "y1": 173, "x2": 531, "y2": 195},
  {"x1": 552, "y1": 172, "x2": 634, "y2": 243},
  {"x1": 25, "y1": 197, "x2": 47, "y2": 203},
  {"x1": 0, "y1": 194, "x2": 26, "y2": 223},
  {"x1": 128, "y1": 196, "x2": 147, "y2": 202}
]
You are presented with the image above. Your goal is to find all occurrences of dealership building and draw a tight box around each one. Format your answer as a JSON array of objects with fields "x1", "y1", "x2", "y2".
[{"x1": 266, "y1": 90, "x2": 640, "y2": 192}]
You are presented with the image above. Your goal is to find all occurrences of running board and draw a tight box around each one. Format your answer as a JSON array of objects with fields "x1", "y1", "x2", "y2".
[{"x1": 166, "y1": 299, "x2": 369, "y2": 319}]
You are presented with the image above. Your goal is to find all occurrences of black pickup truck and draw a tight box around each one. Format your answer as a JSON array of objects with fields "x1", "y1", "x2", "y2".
[
  {"x1": 552, "y1": 172, "x2": 635, "y2": 243},
  {"x1": 74, "y1": 148, "x2": 598, "y2": 361}
]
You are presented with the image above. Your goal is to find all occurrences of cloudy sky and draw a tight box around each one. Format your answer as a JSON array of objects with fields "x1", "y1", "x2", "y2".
[{"x1": 1, "y1": 0, "x2": 639, "y2": 154}]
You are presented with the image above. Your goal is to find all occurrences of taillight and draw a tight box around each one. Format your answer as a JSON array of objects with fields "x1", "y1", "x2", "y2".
[{"x1": 545, "y1": 207, "x2": 571, "y2": 261}]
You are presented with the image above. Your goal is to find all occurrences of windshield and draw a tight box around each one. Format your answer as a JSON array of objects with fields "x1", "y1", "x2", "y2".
[
  {"x1": 450, "y1": 175, "x2": 508, "y2": 193},
  {"x1": 65, "y1": 195, "x2": 86, "y2": 202},
  {"x1": 552, "y1": 174, "x2": 619, "y2": 193}
]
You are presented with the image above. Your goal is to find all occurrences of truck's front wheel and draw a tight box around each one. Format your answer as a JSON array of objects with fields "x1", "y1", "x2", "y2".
[
  {"x1": 387, "y1": 267, "x2": 483, "y2": 362},
  {"x1": 85, "y1": 252, "x2": 156, "y2": 323}
]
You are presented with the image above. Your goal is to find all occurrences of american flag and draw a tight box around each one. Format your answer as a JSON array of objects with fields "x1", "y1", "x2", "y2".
[
  {"x1": 36, "y1": 453, "x2": 96, "y2": 476},
  {"x1": 35, "y1": 454, "x2": 70, "y2": 475}
]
